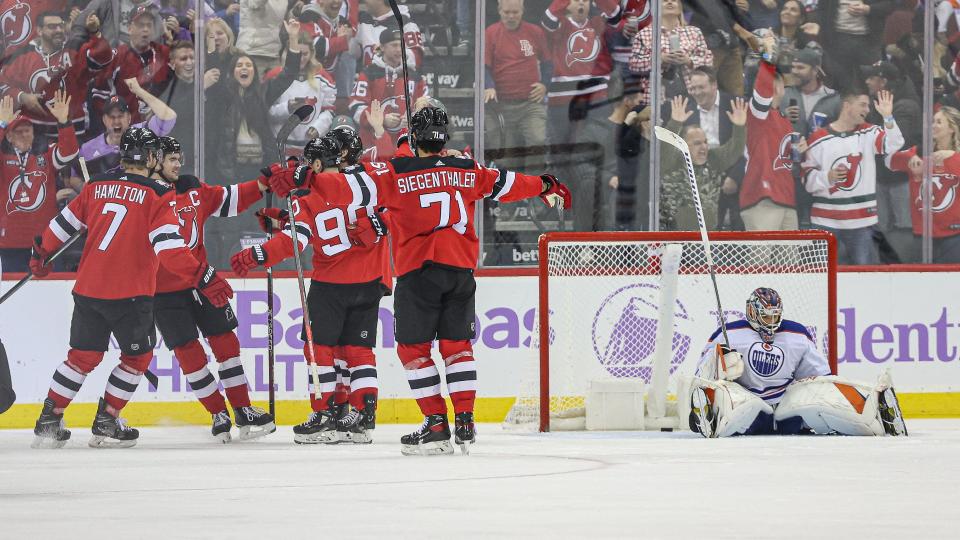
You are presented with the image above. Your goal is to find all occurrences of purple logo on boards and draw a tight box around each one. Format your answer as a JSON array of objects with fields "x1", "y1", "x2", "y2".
[{"x1": 591, "y1": 283, "x2": 691, "y2": 380}]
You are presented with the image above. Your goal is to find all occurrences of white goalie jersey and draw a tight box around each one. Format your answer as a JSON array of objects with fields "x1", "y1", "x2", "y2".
[{"x1": 696, "y1": 320, "x2": 831, "y2": 404}]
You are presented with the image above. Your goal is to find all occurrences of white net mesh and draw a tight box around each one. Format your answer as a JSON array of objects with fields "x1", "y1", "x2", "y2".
[{"x1": 505, "y1": 233, "x2": 835, "y2": 431}]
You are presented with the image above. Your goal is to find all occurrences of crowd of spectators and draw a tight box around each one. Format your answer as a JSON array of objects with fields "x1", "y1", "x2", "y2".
[{"x1": 0, "y1": 1, "x2": 957, "y2": 271}]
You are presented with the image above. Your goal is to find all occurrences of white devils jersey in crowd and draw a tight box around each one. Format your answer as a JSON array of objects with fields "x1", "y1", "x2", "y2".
[{"x1": 697, "y1": 320, "x2": 830, "y2": 404}]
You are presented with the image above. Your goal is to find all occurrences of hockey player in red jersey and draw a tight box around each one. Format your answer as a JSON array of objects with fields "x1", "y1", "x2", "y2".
[
  {"x1": 151, "y1": 136, "x2": 275, "y2": 442},
  {"x1": 267, "y1": 107, "x2": 572, "y2": 455},
  {"x1": 232, "y1": 131, "x2": 390, "y2": 444},
  {"x1": 29, "y1": 127, "x2": 233, "y2": 449}
]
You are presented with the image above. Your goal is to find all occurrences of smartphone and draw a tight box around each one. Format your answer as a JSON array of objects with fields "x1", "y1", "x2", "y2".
[{"x1": 669, "y1": 34, "x2": 681, "y2": 52}]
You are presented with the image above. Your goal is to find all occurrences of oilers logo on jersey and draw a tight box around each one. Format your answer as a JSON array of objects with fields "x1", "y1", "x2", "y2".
[{"x1": 747, "y1": 342, "x2": 785, "y2": 377}]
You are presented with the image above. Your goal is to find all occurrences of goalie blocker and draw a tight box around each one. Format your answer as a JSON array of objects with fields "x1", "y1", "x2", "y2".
[{"x1": 690, "y1": 288, "x2": 907, "y2": 437}]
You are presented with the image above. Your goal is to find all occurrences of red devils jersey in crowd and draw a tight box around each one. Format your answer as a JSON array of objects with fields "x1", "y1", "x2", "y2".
[
  {"x1": 889, "y1": 147, "x2": 960, "y2": 238},
  {"x1": 607, "y1": 0, "x2": 652, "y2": 65},
  {"x1": 38, "y1": 172, "x2": 203, "y2": 300},
  {"x1": 0, "y1": 0, "x2": 60, "y2": 59},
  {"x1": 0, "y1": 123, "x2": 78, "y2": 249},
  {"x1": 262, "y1": 164, "x2": 391, "y2": 287},
  {"x1": 0, "y1": 34, "x2": 113, "y2": 137},
  {"x1": 156, "y1": 176, "x2": 263, "y2": 293},
  {"x1": 740, "y1": 61, "x2": 796, "y2": 211},
  {"x1": 93, "y1": 42, "x2": 171, "y2": 122},
  {"x1": 301, "y1": 0, "x2": 359, "y2": 73},
  {"x1": 308, "y1": 157, "x2": 545, "y2": 276},
  {"x1": 349, "y1": 57, "x2": 428, "y2": 160},
  {"x1": 541, "y1": 0, "x2": 621, "y2": 106}
]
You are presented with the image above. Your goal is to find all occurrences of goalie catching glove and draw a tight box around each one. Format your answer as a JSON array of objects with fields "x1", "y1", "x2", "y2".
[
  {"x1": 29, "y1": 235, "x2": 52, "y2": 278},
  {"x1": 716, "y1": 343, "x2": 744, "y2": 381},
  {"x1": 540, "y1": 174, "x2": 572, "y2": 210},
  {"x1": 195, "y1": 264, "x2": 233, "y2": 307},
  {"x1": 230, "y1": 245, "x2": 268, "y2": 278},
  {"x1": 347, "y1": 211, "x2": 388, "y2": 247}
]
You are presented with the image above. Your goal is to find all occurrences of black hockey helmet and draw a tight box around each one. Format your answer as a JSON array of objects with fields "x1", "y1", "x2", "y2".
[
  {"x1": 410, "y1": 106, "x2": 449, "y2": 146},
  {"x1": 329, "y1": 125, "x2": 363, "y2": 165},
  {"x1": 159, "y1": 136, "x2": 181, "y2": 155},
  {"x1": 304, "y1": 134, "x2": 343, "y2": 169},
  {"x1": 119, "y1": 127, "x2": 161, "y2": 165}
]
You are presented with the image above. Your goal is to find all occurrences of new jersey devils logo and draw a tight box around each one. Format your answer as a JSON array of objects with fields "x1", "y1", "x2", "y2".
[
  {"x1": 772, "y1": 133, "x2": 794, "y2": 171},
  {"x1": 6, "y1": 170, "x2": 47, "y2": 214},
  {"x1": 919, "y1": 173, "x2": 960, "y2": 213},
  {"x1": 379, "y1": 96, "x2": 404, "y2": 134},
  {"x1": 176, "y1": 204, "x2": 200, "y2": 249},
  {"x1": 565, "y1": 27, "x2": 600, "y2": 68},
  {"x1": 1, "y1": 1, "x2": 31, "y2": 50},
  {"x1": 828, "y1": 153, "x2": 863, "y2": 193}
]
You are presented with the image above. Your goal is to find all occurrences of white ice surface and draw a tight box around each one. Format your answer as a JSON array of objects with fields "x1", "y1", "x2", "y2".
[{"x1": 1, "y1": 420, "x2": 958, "y2": 539}]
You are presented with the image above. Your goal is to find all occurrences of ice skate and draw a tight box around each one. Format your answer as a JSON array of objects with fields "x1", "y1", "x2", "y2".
[
  {"x1": 335, "y1": 401, "x2": 352, "y2": 442},
  {"x1": 877, "y1": 372, "x2": 907, "y2": 436},
  {"x1": 337, "y1": 407, "x2": 372, "y2": 444},
  {"x1": 211, "y1": 410, "x2": 232, "y2": 443},
  {"x1": 233, "y1": 406, "x2": 276, "y2": 440},
  {"x1": 89, "y1": 399, "x2": 139, "y2": 448},
  {"x1": 361, "y1": 394, "x2": 377, "y2": 430},
  {"x1": 400, "y1": 414, "x2": 454, "y2": 456},
  {"x1": 454, "y1": 412, "x2": 475, "y2": 455},
  {"x1": 293, "y1": 409, "x2": 339, "y2": 444},
  {"x1": 31, "y1": 398, "x2": 70, "y2": 449}
]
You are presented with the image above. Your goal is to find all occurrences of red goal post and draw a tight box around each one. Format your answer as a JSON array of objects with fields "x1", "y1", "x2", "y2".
[{"x1": 527, "y1": 231, "x2": 837, "y2": 432}]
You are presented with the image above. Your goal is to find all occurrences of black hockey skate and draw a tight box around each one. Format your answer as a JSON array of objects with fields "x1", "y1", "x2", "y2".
[
  {"x1": 31, "y1": 398, "x2": 70, "y2": 449},
  {"x1": 293, "y1": 409, "x2": 339, "y2": 444},
  {"x1": 212, "y1": 410, "x2": 232, "y2": 443},
  {"x1": 400, "y1": 414, "x2": 453, "y2": 456},
  {"x1": 334, "y1": 401, "x2": 352, "y2": 442},
  {"x1": 89, "y1": 398, "x2": 139, "y2": 448},
  {"x1": 361, "y1": 394, "x2": 377, "y2": 430},
  {"x1": 233, "y1": 406, "x2": 276, "y2": 440},
  {"x1": 454, "y1": 412, "x2": 475, "y2": 454},
  {"x1": 878, "y1": 387, "x2": 908, "y2": 437}
]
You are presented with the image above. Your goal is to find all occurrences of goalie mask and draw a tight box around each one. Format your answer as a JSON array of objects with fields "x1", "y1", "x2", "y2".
[{"x1": 746, "y1": 287, "x2": 783, "y2": 343}]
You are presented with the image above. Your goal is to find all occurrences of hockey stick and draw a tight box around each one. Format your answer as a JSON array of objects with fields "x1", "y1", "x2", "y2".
[
  {"x1": 264, "y1": 194, "x2": 276, "y2": 416},
  {"x1": 387, "y1": 0, "x2": 415, "y2": 154},
  {"x1": 275, "y1": 104, "x2": 321, "y2": 409},
  {"x1": 653, "y1": 126, "x2": 730, "y2": 348}
]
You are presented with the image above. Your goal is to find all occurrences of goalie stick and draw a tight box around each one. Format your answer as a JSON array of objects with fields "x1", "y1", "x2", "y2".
[{"x1": 275, "y1": 104, "x2": 320, "y2": 412}]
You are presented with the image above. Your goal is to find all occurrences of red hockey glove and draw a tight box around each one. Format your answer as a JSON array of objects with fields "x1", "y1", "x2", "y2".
[
  {"x1": 230, "y1": 245, "x2": 268, "y2": 278},
  {"x1": 540, "y1": 174, "x2": 572, "y2": 210},
  {"x1": 29, "y1": 235, "x2": 52, "y2": 278},
  {"x1": 255, "y1": 208, "x2": 289, "y2": 233},
  {"x1": 268, "y1": 164, "x2": 314, "y2": 198},
  {"x1": 195, "y1": 264, "x2": 234, "y2": 307},
  {"x1": 347, "y1": 211, "x2": 388, "y2": 247}
]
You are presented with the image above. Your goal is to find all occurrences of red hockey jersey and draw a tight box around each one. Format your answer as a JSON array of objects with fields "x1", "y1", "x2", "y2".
[
  {"x1": 301, "y1": 0, "x2": 359, "y2": 73},
  {"x1": 0, "y1": 0, "x2": 60, "y2": 59},
  {"x1": 0, "y1": 123, "x2": 78, "y2": 249},
  {"x1": 355, "y1": 5, "x2": 423, "y2": 70},
  {"x1": 540, "y1": 0, "x2": 620, "y2": 106},
  {"x1": 156, "y1": 176, "x2": 264, "y2": 293},
  {"x1": 93, "y1": 42, "x2": 171, "y2": 123},
  {"x1": 349, "y1": 57, "x2": 428, "y2": 160},
  {"x1": 741, "y1": 61, "x2": 796, "y2": 211},
  {"x1": 262, "y1": 165, "x2": 391, "y2": 287},
  {"x1": 39, "y1": 172, "x2": 202, "y2": 300},
  {"x1": 308, "y1": 157, "x2": 546, "y2": 276},
  {"x1": 888, "y1": 146, "x2": 960, "y2": 238}
]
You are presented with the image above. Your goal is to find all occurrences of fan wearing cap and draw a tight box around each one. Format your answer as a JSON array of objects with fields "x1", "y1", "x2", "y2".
[
  {"x1": 353, "y1": 0, "x2": 423, "y2": 70},
  {"x1": 74, "y1": 79, "x2": 177, "y2": 184},
  {"x1": 348, "y1": 29, "x2": 429, "y2": 160},
  {"x1": 264, "y1": 106, "x2": 571, "y2": 456},
  {"x1": 781, "y1": 46, "x2": 840, "y2": 137},
  {"x1": 69, "y1": 0, "x2": 164, "y2": 47},
  {"x1": 0, "y1": 91, "x2": 78, "y2": 272},
  {"x1": 298, "y1": 0, "x2": 359, "y2": 96}
]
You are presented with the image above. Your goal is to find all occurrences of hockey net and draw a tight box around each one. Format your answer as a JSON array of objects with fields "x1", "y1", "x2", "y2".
[{"x1": 505, "y1": 231, "x2": 837, "y2": 432}]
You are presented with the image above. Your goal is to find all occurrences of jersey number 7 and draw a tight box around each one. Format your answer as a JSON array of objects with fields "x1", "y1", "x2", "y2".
[
  {"x1": 420, "y1": 192, "x2": 467, "y2": 234},
  {"x1": 97, "y1": 203, "x2": 128, "y2": 251}
]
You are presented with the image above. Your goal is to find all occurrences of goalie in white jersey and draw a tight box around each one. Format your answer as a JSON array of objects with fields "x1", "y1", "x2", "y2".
[{"x1": 690, "y1": 287, "x2": 907, "y2": 437}]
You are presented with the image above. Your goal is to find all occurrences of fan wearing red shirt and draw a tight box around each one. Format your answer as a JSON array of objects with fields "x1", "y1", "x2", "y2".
[
  {"x1": 150, "y1": 136, "x2": 275, "y2": 443},
  {"x1": 29, "y1": 127, "x2": 233, "y2": 450},
  {"x1": 265, "y1": 107, "x2": 572, "y2": 456}
]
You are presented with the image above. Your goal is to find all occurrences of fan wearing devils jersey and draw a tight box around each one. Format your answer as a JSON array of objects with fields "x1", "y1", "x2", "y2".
[
  {"x1": 0, "y1": 0, "x2": 61, "y2": 60},
  {"x1": 29, "y1": 127, "x2": 233, "y2": 450},
  {"x1": 0, "y1": 12, "x2": 113, "y2": 140},
  {"x1": 607, "y1": 0, "x2": 651, "y2": 97},
  {"x1": 150, "y1": 136, "x2": 275, "y2": 442},
  {"x1": 740, "y1": 48, "x2": 800, "y2": 231},
  {"x1": 887, "y1": 107, "x2": 960, "y2": 263},
  {"x1": 300, "y1": 0, "x2": 359, "y2": 81},
  {"x1": 267, "y1": 107, "x2": 572, "y2": 456},
  {"x1": 233, "y1": 131, "x2": 388, "y2": 445},
  {"x1": 352, "y1": 0, "x2": 423, "y2": 70},
  {"x1": 0, "y1": 91, "x2": 78, "y2": 272},
  {"x1": 349, "y1": 29, "x2": 428, "y2": 161},
  {"x1": 802, "y1": 89, "x2": 903, "y2": 264}
]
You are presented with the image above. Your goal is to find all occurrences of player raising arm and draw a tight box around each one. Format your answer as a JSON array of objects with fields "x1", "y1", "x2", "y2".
[
  {"x1": 267, "y1": 107, "x2": 571, "y2": 455},
  {"x1": 233, "y1": 131, "x2": 390, "y2": 445},
  {"x1": 690, "y1": 288, "x2": 907, "y2": 437},
  {"x1": 151, "y1": 136, "x2": 275, "y2": 442},
  {"x1": 30, "y1": 128, "x2": 233, "y2": 449}
]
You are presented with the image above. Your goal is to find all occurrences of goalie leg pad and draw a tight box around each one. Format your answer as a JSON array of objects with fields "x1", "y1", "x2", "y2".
[
  {"x1": 773, "y1": 376, "x2": 894, "y2": 436},
  {"x1": 691, "y1": 379, "x2": 775, "y2": 437}
]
